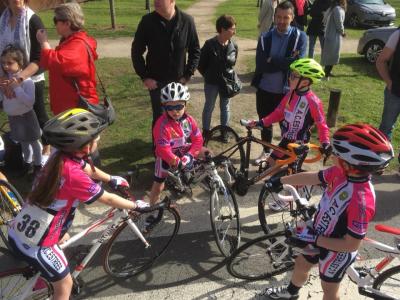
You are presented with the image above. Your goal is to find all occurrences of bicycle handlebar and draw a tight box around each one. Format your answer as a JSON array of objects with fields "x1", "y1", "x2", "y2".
[
  {"x1": 116, "y1": 186, "x2": 170, "y2": 213},
  {"x1": 277, "y1": 184, "x2": 309, "y2": 207},
  {"x1": 275, "y1": 143, "x2": 322, "y2": 167}
]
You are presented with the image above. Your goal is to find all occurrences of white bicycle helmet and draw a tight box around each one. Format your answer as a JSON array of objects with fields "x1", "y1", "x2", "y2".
[{"x1": 160, "y1": 82, "x2": 190, "y2": 103}]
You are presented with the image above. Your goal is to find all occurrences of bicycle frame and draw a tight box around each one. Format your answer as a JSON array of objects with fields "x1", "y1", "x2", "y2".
[
  {"x1": 215, "y1": 127, "x2": 321, "y2": 186},
  {"x1": 346, "y1": 236, "x2": 400, "y2": 299},
  {"x1": 14, "y1": 207, "x2": 149, "y2": 300}
]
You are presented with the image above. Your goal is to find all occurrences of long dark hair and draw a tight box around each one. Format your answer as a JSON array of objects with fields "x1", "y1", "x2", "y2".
[{"x1": 27, "y1": 151, "x2": 64, "y2": 207}]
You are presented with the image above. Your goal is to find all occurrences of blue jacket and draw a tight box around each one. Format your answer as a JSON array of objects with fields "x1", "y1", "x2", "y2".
[{"x1": 251, "y1": 27, "x2": 307, "y2": 89}]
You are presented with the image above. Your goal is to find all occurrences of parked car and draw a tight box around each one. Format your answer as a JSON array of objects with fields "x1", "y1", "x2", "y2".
[
  {"x1": 346, "y1": 0, "x2": 396, "y2": 28},
  {"x1": 357, "y1": 26, "x2": 397, "y2": 63}
]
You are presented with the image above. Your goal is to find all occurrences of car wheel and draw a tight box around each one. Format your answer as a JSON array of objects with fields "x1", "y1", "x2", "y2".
[
  {"x1": 364, "y1": 40, "x2": 385, "y2": 63},
  {"x1": 349, "y1": 14, "x2": 360, "y2": 28}
]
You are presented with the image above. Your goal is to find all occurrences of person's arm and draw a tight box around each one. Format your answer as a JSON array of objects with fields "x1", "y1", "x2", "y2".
[
  {"x1": 182, "y1": 16, "x2": 201, "y2": 82},
  {"x1": 154, "y1": 121, "x2": 180, "y2": 167},
  {"x1": 280, "y1": 171, "x2": 321, "y2": 186},
  {"x1": 261, "y1": 94, "x2": 287, "y2": 127},
  {"x1": 187, "y1": 116, "x2": 204, "y2": 158},
  {"x1": 12, "y1": 79, "x2": 35, "y2": 108},
  {"x1": 131, "y1": 17, "x2": 148, "y2": 80},
  {"x1": 308, "y1": 95, "x2": 330, "y2": 144},
  {"x1": 376, "y1": 46, "x2": 395, "y2": 91},
  {"x1": 82, "y1": 162, "x2": 113, "y2": 183},
  {"x1": 97, "y1": 190, "x2": 136, "y2": 210},
  {"x1": 333, "y1": 6, "x2": 345, "y2": 36},
  {"x1": 197, "y1": 41, "x2": 210, "y2": 77}
]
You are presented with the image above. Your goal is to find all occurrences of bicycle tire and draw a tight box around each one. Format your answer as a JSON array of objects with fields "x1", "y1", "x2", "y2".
[
  {"x1": 258, "y1": 171, "x2": 323, "y2": 234},
  {"x1": 103, "y1": 205, "x2": 180, "y2": 278},
  {"x1": 0, "y1": 267, "x2": 52, "y2": 300},
  {"x1": 372, "y1": 264, "x2": 400, "y2": 300},
  {"x1": 0, "y1": 180, "x2": 24, "y2": 251},
  {"x1": 227, "y1": 231, "x2": 294, "y2": 280},
  {"x1": 204, "y1": 125, "x2": 245, "y2": 182},
  {"x1": 210, "y1": 184, "x2": 240, "y2": 257}
]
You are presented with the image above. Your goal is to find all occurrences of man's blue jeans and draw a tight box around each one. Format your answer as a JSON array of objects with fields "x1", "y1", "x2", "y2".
[
  {"x1": 202, "y1": 83, "x2": 230, "y2": 130},
  {"x1": 379, "y1": 87, "x2": 400, "y2": 140}
]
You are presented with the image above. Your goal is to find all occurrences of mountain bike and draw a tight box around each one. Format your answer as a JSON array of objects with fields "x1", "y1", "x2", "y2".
[
  {"x1": 204, "y1": 120, "x2": 323, "y2": 197},
  {"x1": 165, "y1": 152, "x2": 240, "y2": 257},
  {"x1": 0, "y1": 179, "x2": 23, "y2": 251},
  {"x1": 227, "y1": 185, "x2": 400, "y2": 300},
  {"x1": 0, "y1": 187, "x2": 180, "y2": 300}
]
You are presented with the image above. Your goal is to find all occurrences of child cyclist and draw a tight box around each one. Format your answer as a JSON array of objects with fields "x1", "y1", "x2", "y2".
[
  {"x1": 8, "y1": 108, "x2": 148, "y2": 300},
  {"x1": 148, "y1": 82, "x2": 204, "y2": 208},
  {"x1": 262, "y1": 123, "x2": 394, "y2": 300},
  {"x1": 247, "y1": 58, "x2": 332, "y2": 211}
]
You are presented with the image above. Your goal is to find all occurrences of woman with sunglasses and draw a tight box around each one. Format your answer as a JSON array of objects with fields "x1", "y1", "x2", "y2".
[
  {"x1": 36, "y1": 2, "x2": 99, "y2": 116},
  {"x1": 148, "y1": 82, "x2": 204, "y2": 216},
  {"x1": 247, "y1": 58, "x2": 331, "y2": 211}
]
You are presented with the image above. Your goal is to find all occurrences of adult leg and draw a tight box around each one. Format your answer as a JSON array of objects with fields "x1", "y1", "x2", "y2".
[
  {"x1": 319, "y1": 34, "x2": 325, "y2": 51},
  {"x1": 379, "y1": 88, "x2": 400, "y2": 140},
  {"x1": 51, "y1": 274, "x2": 73, "y2": 300},
  {"x1": 202, "y1": 83, "x2": 219, "y2": 131},
  {"x1": 149, "y1": 87, "x2": 164, "y2": 128},
  {"x1": 308, "y1": 35, "x2": 317, "y2": 58},
  {"x1": 33, "y1": 81, "x2": 50, "y2": 154},
  {"x1": 321, "y1": 280, "x2": 340, "y2": 300},
  {"x1": 30, "y1": 140, "x2": 43, "y2": 167},
  {"x1": 20, "y1": 141, "x2": 32, "y2": 165},
  {"x1": 324, "y1": 65, "x2": 333, "y2": 77},
  {"x1": 219, "y1": 93, "x2": 230, "y2": 127}
]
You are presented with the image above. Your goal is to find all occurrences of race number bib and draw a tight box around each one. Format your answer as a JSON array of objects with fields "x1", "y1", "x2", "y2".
[{"x1": 12, "y1": 204, "x2": 54, "y2": 246}]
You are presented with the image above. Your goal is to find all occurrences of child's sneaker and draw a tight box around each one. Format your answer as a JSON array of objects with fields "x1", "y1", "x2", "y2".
[
  {"x1": 253, "y1": 150, "x2": 269, "y2": 165},
  {"x1": 260, "y1": 286, "x2": 299, "y2": 299},
  {"x1": 268, "y1": 197, "x2": 289, "y2": 212}
]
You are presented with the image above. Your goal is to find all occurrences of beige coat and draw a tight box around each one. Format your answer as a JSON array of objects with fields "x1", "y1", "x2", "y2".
[{"x1": 258, "y1": 0, "x2": 279, "y2": 34}]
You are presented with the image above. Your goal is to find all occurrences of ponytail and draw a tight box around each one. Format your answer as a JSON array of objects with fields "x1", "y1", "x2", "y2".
[{"x1": 28, "y1": 151, "x2": 64, "y2": 207}]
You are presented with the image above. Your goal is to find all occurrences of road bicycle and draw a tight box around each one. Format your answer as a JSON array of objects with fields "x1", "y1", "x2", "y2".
[
  {"x1": 227, "y1": 185, "x2": 400, "y2": 300},
  {"x1": 165, "y1": 152, "x2": 240, "y2": 257},
  {"x1": 0, "y1": 187, "x2": 180, "y2": 300},
  {"x1": 204, "y1": 120, "x2": 323, "y2": 197},
  {"x1": 0, "y1": 179, "x2": 24, "y2": 251}
]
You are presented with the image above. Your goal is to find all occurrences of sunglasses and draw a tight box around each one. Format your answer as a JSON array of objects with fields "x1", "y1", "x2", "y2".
[
  {"x1": 164, "y1": 104, "x2": 185, "y2": 111},
  {"x1": 53, "y1": 16, "x2": 66, "y2": 25}
]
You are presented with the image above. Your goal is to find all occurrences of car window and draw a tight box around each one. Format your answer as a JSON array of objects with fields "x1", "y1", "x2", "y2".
[{"x1": 356, "y1": 0, "x2": 385, "y2": 4}]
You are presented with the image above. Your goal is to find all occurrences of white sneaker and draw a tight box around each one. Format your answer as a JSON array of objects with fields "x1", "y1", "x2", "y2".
[
  {"x1": 268, "y1": 197, "x2": 289, "y2": 212},
  {"x1": 253, "y1": 150, "x2": 269, "y2": 165},
  {"x1": 261, "y1": 286, "x2": 299, "y2": 299}
]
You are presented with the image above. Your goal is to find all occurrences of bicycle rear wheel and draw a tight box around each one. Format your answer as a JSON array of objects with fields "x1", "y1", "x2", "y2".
[
  {"x1": 372, "y1": 265, "x2": 400, "y2": 299},
  {"x1": 227, "y1": 231, "x2": 294, "y2": 280},
  {"x1": 210, "y1": 184, "x2": 240, "y2": 257},
  {"x1": 0, "y1": 267, "x2": 52, "y2": 300},
  {"x1": 103, "y1": 206, "x2": 180, "y2": 278},
  {"x1": 204, "y1": 125, "x2": 245, "y2": 182},
  {"x1": 0, "y1": 180, "x2": 24, "y2": 251}
]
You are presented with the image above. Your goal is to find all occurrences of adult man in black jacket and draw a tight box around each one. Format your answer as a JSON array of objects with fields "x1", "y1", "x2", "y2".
[{"x1": 131, "y1": 0, "x2": 200, "y2": 126}]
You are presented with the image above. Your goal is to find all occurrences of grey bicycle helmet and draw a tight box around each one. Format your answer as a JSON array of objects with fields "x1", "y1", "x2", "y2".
[
  {"x1": 43, "y1": 108, "x2": 108, "y2": 152},
  {"x1": 160, "y1": 82, "x2": 190, "y2": 103}
]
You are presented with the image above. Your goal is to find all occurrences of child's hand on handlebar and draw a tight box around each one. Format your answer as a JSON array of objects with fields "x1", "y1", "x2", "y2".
[
  {"x1": 178, "y1": 154, "x2": 194, "y2": 171},
  {"x1": 109, "y1": 175, "x2": 130, "y2": 190},
  {"x1": 248, "y1": 120, "x2": 263, "y2": 129},
  {"x1": 320, "y1": 143, "x2": 332, "y2": 157},
  {"x1": 133, "y1": 199, "x2": 150, "y2": 212}
]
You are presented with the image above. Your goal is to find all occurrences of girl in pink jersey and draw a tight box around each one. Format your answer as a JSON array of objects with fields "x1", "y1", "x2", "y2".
[
  {"x1": 8, "y1": 108, "x2": 148, "y2": 300},
  {"x1": 261, "y1": 124, "x2": 393, "y2": 300}
]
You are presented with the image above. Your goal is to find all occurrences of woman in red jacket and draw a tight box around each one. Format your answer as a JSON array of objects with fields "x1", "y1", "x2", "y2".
[{"x1": 36, "y1": 2, "x2": 99, "y2": 115}]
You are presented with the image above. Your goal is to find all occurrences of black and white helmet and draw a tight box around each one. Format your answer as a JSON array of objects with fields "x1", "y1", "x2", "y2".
[{"x1": 160, "y1": 82, "x2": 190, "y2": 103}]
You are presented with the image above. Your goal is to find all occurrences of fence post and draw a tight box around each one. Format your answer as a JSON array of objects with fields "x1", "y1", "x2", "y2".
[
  {"x1": 109, "y1": 0, "x2": 116, "y2": 30},
  {"x1": 326, "y1": 89, "x2": 341, "y2": 128}
]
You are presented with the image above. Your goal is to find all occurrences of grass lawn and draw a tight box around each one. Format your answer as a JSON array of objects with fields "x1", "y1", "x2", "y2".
[
  {"x1": 37, "y1": 0, "x2": 198, "y2": 39},
  {"x1": 245, "y1": 53, "x2": 399, "y2": 170},
  {"x1": 215, "y1": 0, "x2": 400, "y2": 40}
]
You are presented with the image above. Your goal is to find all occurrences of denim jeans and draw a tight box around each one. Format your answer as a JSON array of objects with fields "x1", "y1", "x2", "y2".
[
  {"x1": 202, "y1": 83, "x2": 230, "y2": 130},
  {"x1": 379, "y1": 87, "x2": 400, "y2": 140},
  {"x1": 308, "y1": 35, "x2": 324, "y2": 59}
]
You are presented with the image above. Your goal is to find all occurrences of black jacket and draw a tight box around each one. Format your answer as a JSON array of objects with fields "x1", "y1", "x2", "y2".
[
  {"x1": 306, "y1": 0, "x2": 330, "y2": 36},
  {"x1": 131, "y1": 7, "x2": 200, "y2": 83},
  {"x1": 198, "y1": 36, "x2": 238, "y2": 85}
]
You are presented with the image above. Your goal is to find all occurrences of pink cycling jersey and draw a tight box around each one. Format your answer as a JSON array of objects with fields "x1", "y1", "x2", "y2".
[
  {"x1": 315, "y1": 166, "x2": 375, "y2": 240},
  {"x1": 30, "y1": 155, "x2": 103, "y2": 247},
  {"x1": 261, "y1": 90, "x2": 330, "y2": 144},
  {"x1": 153, "y1": 112, "x2": 203, "y2": 166}
]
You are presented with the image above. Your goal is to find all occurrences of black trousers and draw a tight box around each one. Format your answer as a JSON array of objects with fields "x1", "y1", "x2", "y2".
[
  {"x1": 256, "y1": 89, "x2": 284, "y2": 152},
  {"x1": 33, "y1": 81, "x2": 50, "y2": 145}
]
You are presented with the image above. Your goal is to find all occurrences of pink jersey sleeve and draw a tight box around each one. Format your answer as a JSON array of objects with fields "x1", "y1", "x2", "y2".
[
  {"x1": 261, "y1": 93, "x2": 288, "y2": 127},
  {"x1": 308, "y1": 92, "x2": 330, "y2": 144},
  {"x1": 65, "y1": 160, "x2": 103, "y2": 204},
  {"x1": 153, "y1": 115, "x2": 180, "y2": 166},
  {"x1": 187, "y1": 115, "x2": 204, "y2": 158},
  {"x1": 346, "y1": 184, "x2": 375, "y2": 239},
  {"x1": 320, "y1": 166, "x2": 342, "y2": 184}
]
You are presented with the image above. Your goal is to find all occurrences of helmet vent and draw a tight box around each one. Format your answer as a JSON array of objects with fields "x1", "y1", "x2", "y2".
[
  {"x1": 352, "y1": 154, "x2": 380, "y2": 163},
  {"x1": 77, "y1": 126, "x2": 88, "y2": 131},
  {"x1": 333, "y1": 135, "x2": 347, "y2": 141},
  {"x1": 354, "y1": 133, "x2": 376, "y2": 144},
  {"x1": 350, "y1": 141, "x2": 370, "y2": 150},
  {"x1": 333, "y1": 144, "x2": 349, "y2": 153}
]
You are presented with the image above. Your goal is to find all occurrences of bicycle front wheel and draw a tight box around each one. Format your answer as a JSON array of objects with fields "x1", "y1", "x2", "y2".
[
  {"x1": 103, "y1": 206, "x2": 180, "y2": 278},
  {"x1": 372, "y1": 265, "x2": 400, "y2": 299},
  {"x1": 0, "y1": 267, "x2": 52, "y2": 300},
  {"x1": 204, "y1": 125, "x2": 245, "y2": 181},
  {"x1": 210, "y1": 184, "x2": 240, "y2": 257},
  {"x1": 227, "y1": 231, "x2": 294, "y2": 280},
  {"x1": 0, "y1": 180, "x2": 24, "y2": 251}
]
